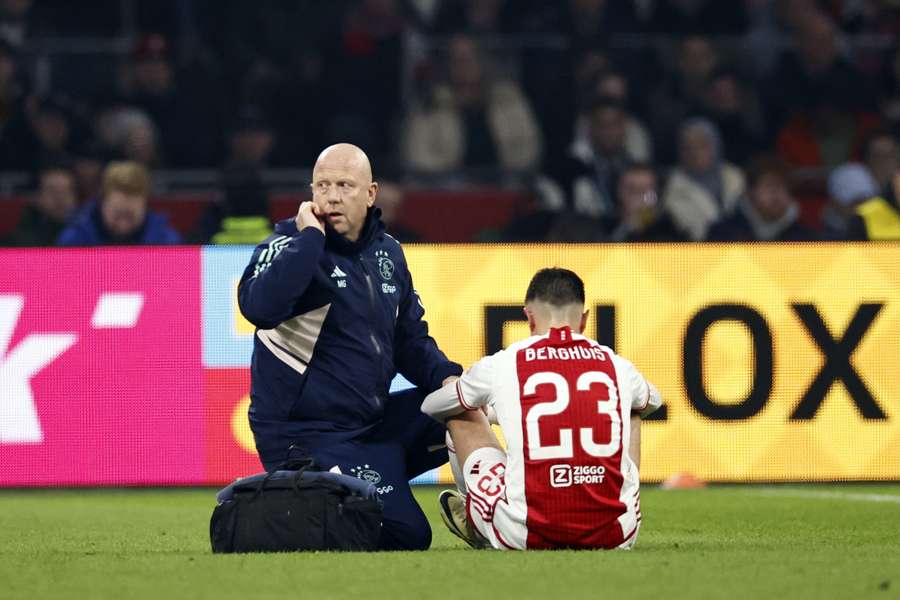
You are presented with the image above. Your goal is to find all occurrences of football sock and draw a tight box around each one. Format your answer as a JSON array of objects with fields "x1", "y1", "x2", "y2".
[{"x1": 446, "y1": 431, "x2": 466, "y2": 495}]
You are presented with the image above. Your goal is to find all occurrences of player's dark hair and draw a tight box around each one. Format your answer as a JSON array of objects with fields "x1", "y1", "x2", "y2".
[{"x1": 525, "y1": 268, "x2": 585, "y2": 307}]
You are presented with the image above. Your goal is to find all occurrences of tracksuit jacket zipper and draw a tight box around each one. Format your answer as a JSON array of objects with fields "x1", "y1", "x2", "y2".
[{"x1": 360, "y1": 256, "x2": 384, "y2": 410}]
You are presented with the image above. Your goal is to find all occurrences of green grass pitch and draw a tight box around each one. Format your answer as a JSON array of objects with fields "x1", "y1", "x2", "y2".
[{"x1": 2, "y1": 485, "x2": 898, "y2": 600}]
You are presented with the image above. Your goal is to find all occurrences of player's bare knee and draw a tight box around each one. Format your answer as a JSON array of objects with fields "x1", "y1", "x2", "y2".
[{"x1": 447, "y1": 411, "x2": 501, "y2": 455}]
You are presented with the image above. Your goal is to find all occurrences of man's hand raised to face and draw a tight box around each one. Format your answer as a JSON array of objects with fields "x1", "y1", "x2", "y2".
[{"x1": 296, "y1": 201, "x2": 326, "y2": 234}]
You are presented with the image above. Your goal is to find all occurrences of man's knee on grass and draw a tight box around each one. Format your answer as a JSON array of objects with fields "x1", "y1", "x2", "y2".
[{"x1": 380, "y1": 509, "x2": 433, "y2": 551}]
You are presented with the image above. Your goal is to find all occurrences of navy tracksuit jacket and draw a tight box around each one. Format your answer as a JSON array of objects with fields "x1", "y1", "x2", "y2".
[{"x1": 237, "y1": 208, "x2": 461, "y2": 550}]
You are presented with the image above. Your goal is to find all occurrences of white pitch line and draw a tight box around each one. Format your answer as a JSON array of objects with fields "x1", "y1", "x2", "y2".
[{"x1": 751, "y1": 489, "x2": 900, "y2": 504}]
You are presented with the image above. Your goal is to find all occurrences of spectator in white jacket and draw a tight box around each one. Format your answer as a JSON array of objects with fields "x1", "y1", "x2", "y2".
[
  {"x1": 402, "y1": 34, "x2": 543, "y2": 174},
  {"x1": 663, "y1": 117, "x2": 746, "y2": 241}
]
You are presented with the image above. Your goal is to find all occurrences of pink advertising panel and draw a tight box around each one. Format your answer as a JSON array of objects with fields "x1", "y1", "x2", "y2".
[{"x1": 0, "y1": 248, "x2": 204, "y2": 486}]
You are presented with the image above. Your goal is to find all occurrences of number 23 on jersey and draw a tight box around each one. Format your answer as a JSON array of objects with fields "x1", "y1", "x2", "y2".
[{"x1": 523, "y1": 370, "x2": 622, "y2": 461}]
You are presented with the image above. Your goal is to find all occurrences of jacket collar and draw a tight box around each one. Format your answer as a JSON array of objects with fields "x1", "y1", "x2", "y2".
[
  {"x1": 273, "y1": 207, "x2": 386, "y2": 254},
  {"x1": 325, "y1": 207, "x2": 385, "y2": 255},
  {"x1": 738, "y1": 196, "x2": 800, "y2": 241}
]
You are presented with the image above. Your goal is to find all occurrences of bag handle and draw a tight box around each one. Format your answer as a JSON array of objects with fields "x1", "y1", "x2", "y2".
[
  {"x1": 250, "y1": 461, "x2": 313, "y2": 501},
  {"x1": 279, "y1": 443, "x2": 316, "y2": 471},
  {"x1": 250, "y1": 445, "x2": 316, "y2": 501}
]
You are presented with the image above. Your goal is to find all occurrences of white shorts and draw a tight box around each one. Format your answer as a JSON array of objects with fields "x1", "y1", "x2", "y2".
[{"x1": 462, "y1": 447, "x2": 640, "y2": 551}]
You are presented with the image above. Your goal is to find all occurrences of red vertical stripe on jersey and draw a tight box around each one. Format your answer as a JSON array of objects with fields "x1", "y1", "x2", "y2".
[{"x1": 517, "y1": 327, "x2": 627, "y2": 549}]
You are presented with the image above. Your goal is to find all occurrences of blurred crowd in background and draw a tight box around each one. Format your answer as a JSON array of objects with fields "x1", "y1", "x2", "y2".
[{"x1": 1, "y1": 0, "x2": 900, "y2": 245}]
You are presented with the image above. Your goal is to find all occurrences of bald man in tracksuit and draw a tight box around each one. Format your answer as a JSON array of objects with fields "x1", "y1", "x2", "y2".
[{"x1": 238, "y1": 144, "x2": 461, "y2": 550}]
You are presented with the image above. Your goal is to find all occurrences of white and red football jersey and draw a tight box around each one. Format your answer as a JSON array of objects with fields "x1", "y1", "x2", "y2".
[{"x1": 423, "y1": 325, "x2": 662, "y2": 549}]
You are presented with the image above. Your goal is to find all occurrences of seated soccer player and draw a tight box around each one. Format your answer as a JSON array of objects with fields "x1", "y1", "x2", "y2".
[{"x1": 422, "y1": 268, "x2": 662, "y2": 550}]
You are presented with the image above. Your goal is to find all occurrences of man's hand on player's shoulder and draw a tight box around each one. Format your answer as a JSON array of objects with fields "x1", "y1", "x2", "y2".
[{"x1": 296, "y1": 201, "x2": 326, "y2": 234}]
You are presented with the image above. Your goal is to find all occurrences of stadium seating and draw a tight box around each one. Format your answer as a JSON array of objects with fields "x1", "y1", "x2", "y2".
[{"x1": 0, "y1": 189, "x2": 532, "y2": 243}]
